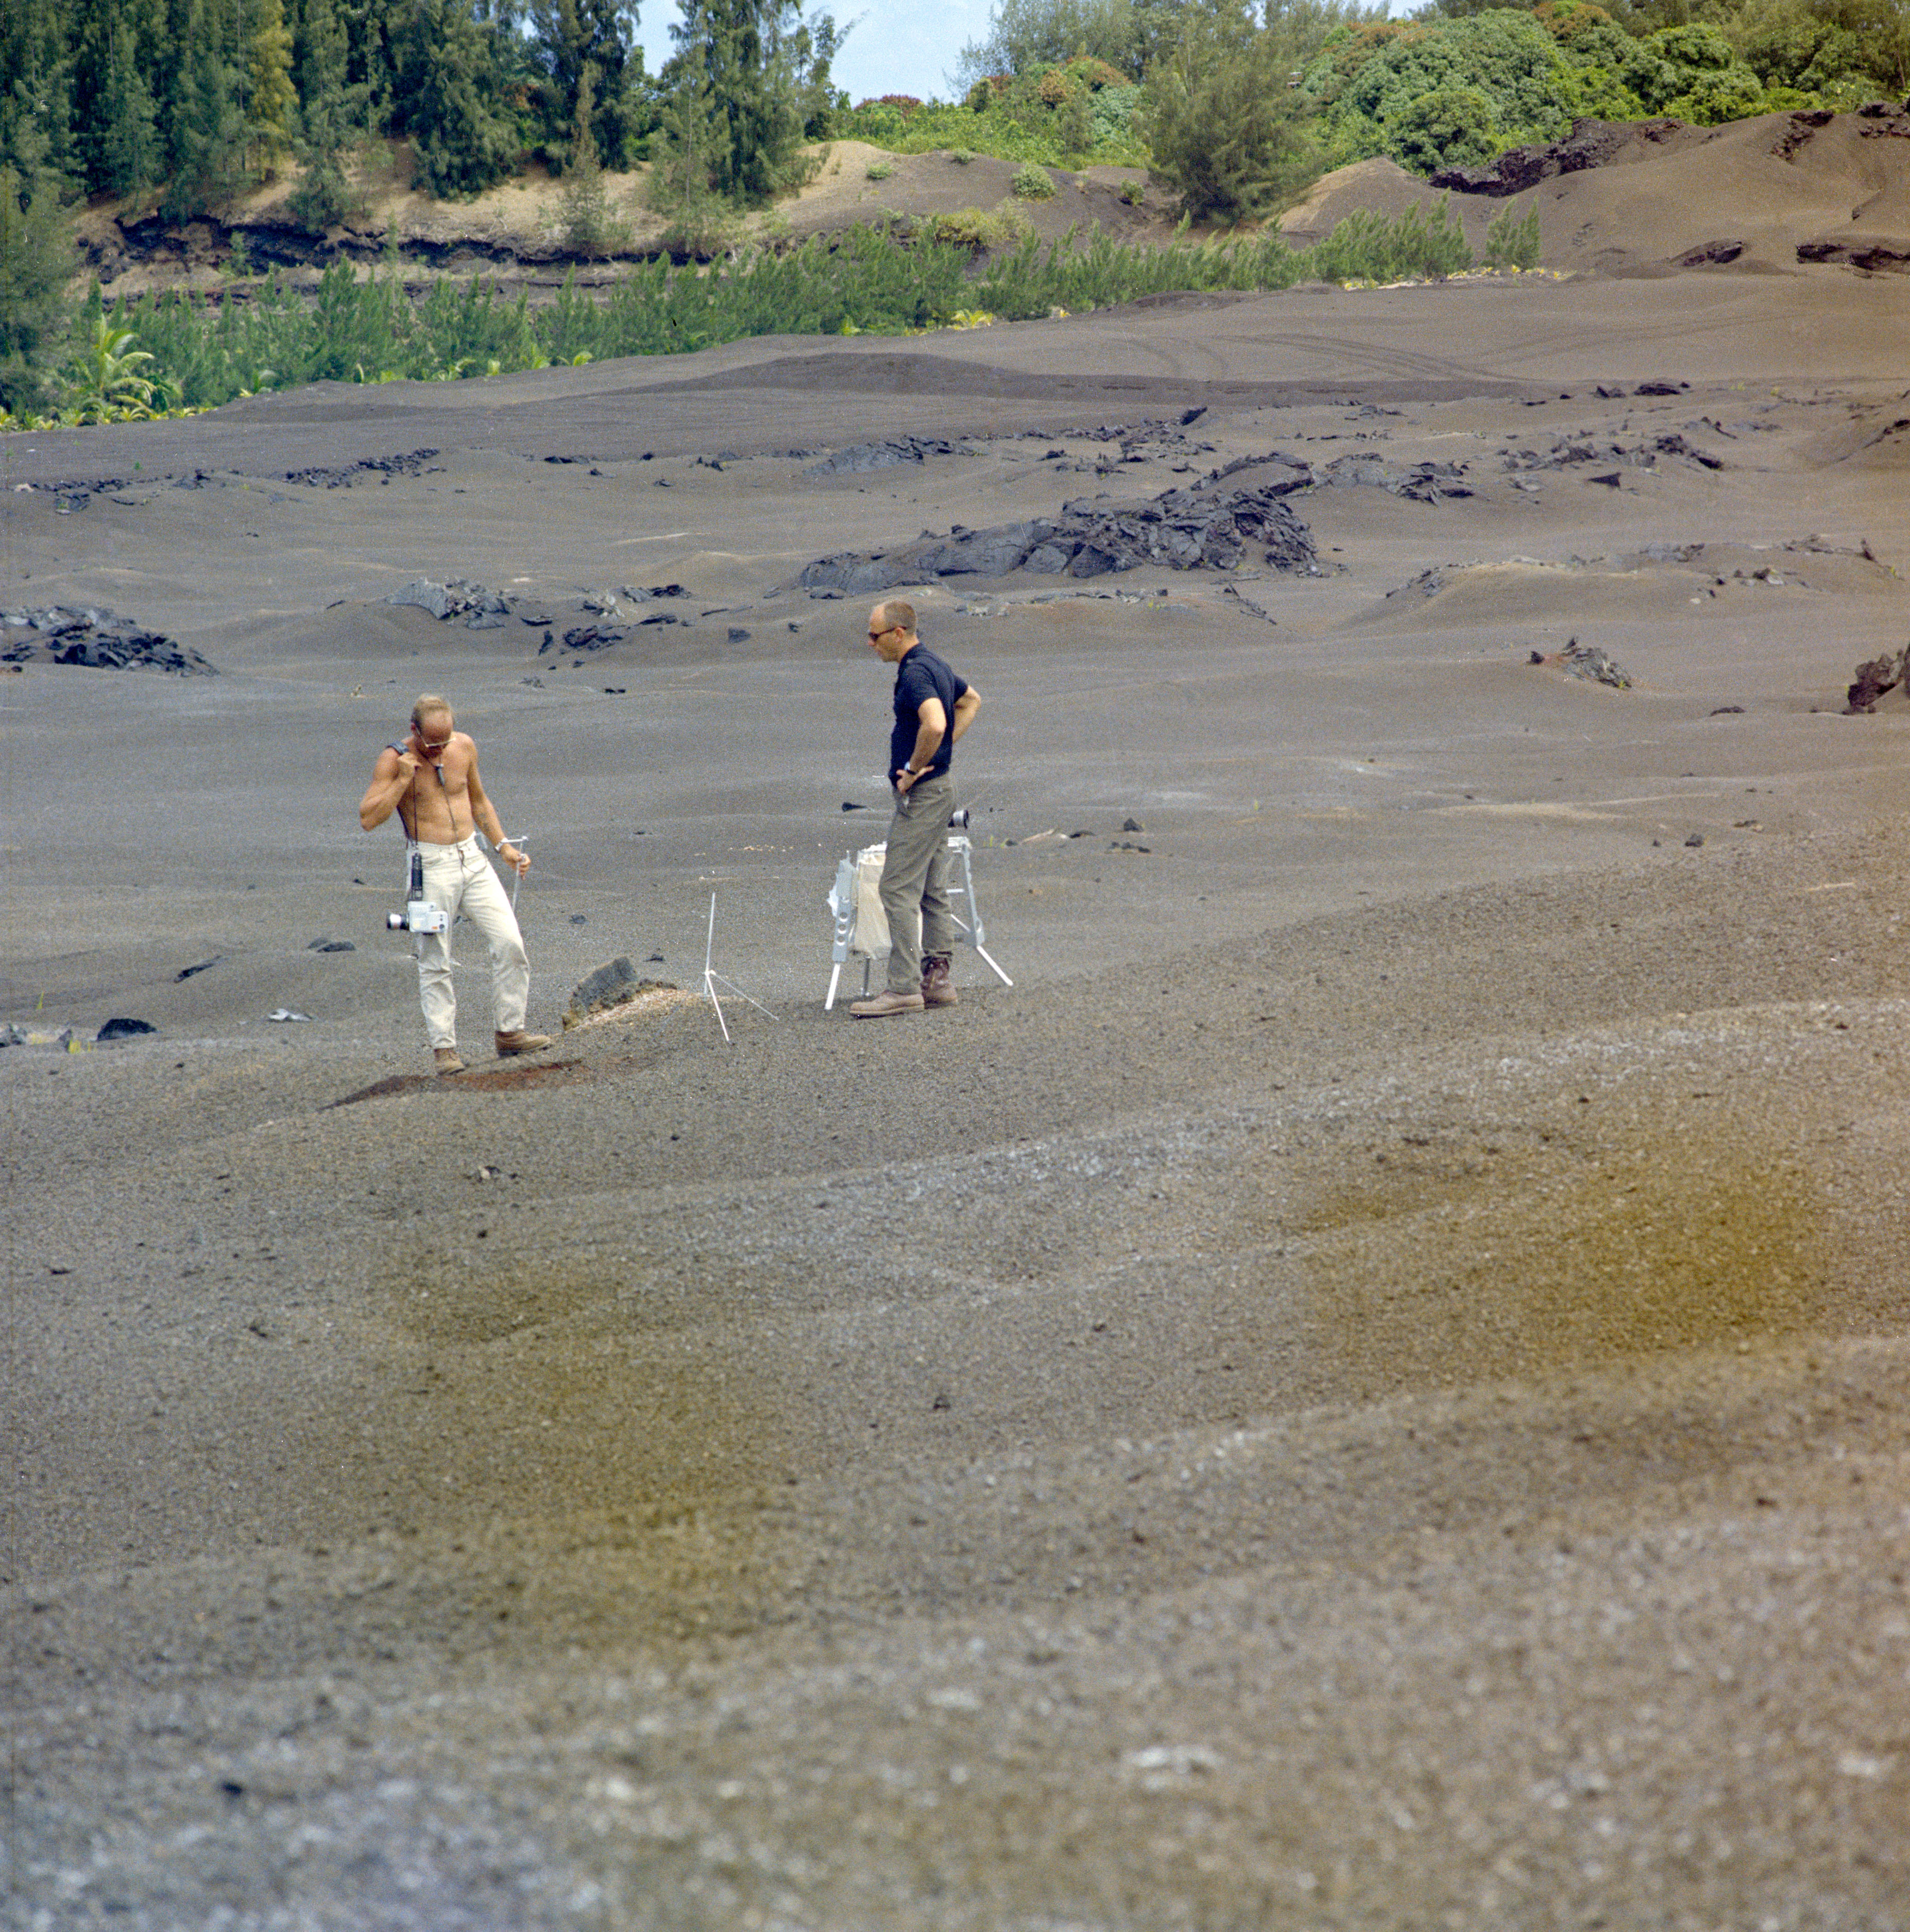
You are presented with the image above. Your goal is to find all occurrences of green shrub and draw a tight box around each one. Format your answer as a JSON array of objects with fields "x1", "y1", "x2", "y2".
[
  {"x1": 834, "y1": 72, "x2": 1148, "y2": 170},
  {"x1": 1303, "y1": 10, "x2": 1572, "y2": 173},
  {"x1": 1390, "y1": 85, "x2": 1501, "y2": 175},
  {"x1": 1662, "y1": 67, "x2": 1772, "y2": 123},
  {"x1": 1091, "y1": 83, "x2": 1141, "y2": 149},
  {"x1": 1146, "y1": 5, "x2": 1323, "y2": 224},
  {"x1": 1306, "y1": 198, "x2": 1471, "y2": 284},
  {"x1": 1012, "y1": 162, "x2": 1058, "y2": 199},
  {"x1": 1482, "y1": 197, "x2": 1542, "y2": 270},
  {"x1": 928, "y1": 204, "x2": 1033, "y2": 250},
  {"x1": 865, "y1": 159, "x2": 895, "y2": 179}
]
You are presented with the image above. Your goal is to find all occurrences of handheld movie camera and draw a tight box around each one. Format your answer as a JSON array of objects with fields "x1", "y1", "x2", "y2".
[{"x1": 386, "y1": 850, "x2": 448, "y2": 934}]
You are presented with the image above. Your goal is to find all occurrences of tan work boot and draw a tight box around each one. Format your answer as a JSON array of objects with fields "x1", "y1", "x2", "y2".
[
  {"x1": 434, "y1": 1047, "x2": 466, "y2": 1074},
  {"x1": 849, "y1": 988, "x2": 925, "y2": 1019},
  {"x1": 920, "y1": 956, "x2": 959, "y2": 1008},
  {"x1": 494, "y1": 1028, "x2": 553, "y2": 1056}
]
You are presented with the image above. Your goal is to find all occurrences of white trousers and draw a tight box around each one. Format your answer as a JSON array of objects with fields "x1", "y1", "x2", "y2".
[{"x1": 414, "y1": 837, "x2": 529, "y2": 1048}]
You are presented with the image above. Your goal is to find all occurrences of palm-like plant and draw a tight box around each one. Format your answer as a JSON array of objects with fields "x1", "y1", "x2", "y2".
[{"x1": 65, "y1": 317, "x2": 162, "y2": 423}]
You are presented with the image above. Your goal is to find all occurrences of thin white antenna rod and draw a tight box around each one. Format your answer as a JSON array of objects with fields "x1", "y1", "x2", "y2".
[{"x1": 701, "y1": 893, "x2": 776, "y2": 1044}]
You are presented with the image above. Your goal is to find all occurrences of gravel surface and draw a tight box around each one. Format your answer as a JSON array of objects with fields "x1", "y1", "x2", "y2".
[{"x1": 5, "y1": 264, "x2": 1910, "y2": 1929}]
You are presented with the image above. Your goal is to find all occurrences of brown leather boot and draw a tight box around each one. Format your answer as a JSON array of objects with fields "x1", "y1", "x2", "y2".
[
  {"x1": 849, "y1": 988, "x2": 925, "y2": 1018},
  {"x1": 494, "y1": 1028, "x2": 553, "y2": 1056},
  {"x1": 433, "y1": 1047, "x2": 466, "y2": 1074},
  {"x1": 920, "y1": 956, "x2": 958, "y2": 1008}
]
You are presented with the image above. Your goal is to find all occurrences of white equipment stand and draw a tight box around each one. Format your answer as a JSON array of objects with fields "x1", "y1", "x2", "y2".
[
  {"x1": 703, "y1": 893, "x2": 776, "y2": 1044},
  {"x1": 825, "y1": 821, "x2": 1013, "y2": 1010}
]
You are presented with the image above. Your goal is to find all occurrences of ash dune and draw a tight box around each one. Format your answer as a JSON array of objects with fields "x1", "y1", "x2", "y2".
[{"x1": 7, "y1": 125, "x2": 1910, "y2": 1930}]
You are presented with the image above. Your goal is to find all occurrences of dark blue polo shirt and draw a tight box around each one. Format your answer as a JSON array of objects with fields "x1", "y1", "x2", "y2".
[{"x1": 891, "y1": 644, "x2": 968, "y2": 785}]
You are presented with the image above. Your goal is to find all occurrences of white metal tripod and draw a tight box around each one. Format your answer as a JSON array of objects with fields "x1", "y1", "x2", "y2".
[{"x1": 703, "y1": 894, "x2": 776, "y2": 1043}]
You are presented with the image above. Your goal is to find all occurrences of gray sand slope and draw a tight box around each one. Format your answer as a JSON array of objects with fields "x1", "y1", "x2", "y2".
[{"x1": 5, "y1": 256, "x2": 1910, "y2": 1928}]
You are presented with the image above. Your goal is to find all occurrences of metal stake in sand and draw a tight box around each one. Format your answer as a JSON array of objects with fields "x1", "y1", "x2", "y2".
[
  {"x1": 501, "y1": 833, "x2": 529, "y2": 910},
  {"x1": 701, "y1": 893, "x2": 776, "y2": 1044}
]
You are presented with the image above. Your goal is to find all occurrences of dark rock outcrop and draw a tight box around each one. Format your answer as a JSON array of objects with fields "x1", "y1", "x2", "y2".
[
  {"x1": 806, "y1": 438, "x2": 967, "y2": 477},
  {"x1": 1504, "y1": 431, "x2": 1721, "y2": 476},
  {"x1": 0, "y1": 607, "x2": 216, "y2": 675},
  {"x1": 1796, "y1": 238, "x2": 1910, "y2": 273},
  {"x1": 1846, "y1": 646, "x2": 1907, "y2": 713},
  {"x1": 383, "y1": 578, "x2": 511, "y2": 624},
  {"x1": 1674, "y1": 239, "x2": 1745, "y2": 267},
  {"x1": 1531, "y1": 638, "x2": 1632, "y2": 690},
  {"x1": 565, "y1": 957, "x2": 673, "y2": 1027},
  {"x1": 798, "y1": 481, "x2": 1320, "y2": 593},
  {"x1": 1431, "y1": 117, "x2": 1690, "y2": 196},
  {"x1": 286, "y1": 450, "x2": 439, "y2": 488},
  {"x1": 1323, "y1": 454, "x2": 1472, "y2": 500}
]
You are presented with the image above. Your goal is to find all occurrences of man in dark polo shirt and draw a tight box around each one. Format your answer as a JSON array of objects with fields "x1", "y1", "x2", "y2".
[{"x1": 851, "y1": 599, "x2": 981, "y2": 1018}]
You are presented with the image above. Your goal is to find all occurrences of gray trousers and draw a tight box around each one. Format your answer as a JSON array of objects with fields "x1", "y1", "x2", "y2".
[{"x1": 879, "y1": 771, "x2": 956, "y2": 993}]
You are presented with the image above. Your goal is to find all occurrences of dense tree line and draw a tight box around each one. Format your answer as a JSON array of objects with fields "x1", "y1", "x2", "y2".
[
  {"x1": 0, "y1": 0, "x2": 841, "y2": 215},
  {"x1": 0, "y1": 0, "x2": 842, "y2": 406}
]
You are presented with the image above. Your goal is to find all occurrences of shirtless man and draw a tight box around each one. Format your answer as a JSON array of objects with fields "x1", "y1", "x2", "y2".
[{"x1": 359, "y1": 694, "x2": 551, "y2": 1073}]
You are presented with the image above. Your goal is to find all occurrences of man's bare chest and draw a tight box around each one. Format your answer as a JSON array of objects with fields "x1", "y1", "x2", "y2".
[{"x1": 404, "y1": 752, "x2": 474, "y2": 839}]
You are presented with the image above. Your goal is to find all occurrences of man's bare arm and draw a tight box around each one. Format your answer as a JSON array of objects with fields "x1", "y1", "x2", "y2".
[
  {"x1": 950, "y1": 685, "x2": 980, "y2": 741},
  {"x1": 467, "y1": 757, "x2": 529, "y2": 875},
  {"x1": 897, "y1": 696, "x2": 947, "y2": 790},
  {"x1": 359, "y1": 746, "x2": 419, "y2": 832}
]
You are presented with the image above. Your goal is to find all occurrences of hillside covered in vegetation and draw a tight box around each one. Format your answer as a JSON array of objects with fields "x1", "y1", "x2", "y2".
[{"x1": 3, "y1": 0, "x2": 1906, "y2": 421}]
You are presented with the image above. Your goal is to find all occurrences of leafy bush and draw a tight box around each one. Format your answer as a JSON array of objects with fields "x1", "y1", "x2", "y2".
[
  {"x1": 63, "y1": 315, "x2": 163, "y2": 422},
  {"x1": 1390, "y1": 84, "x2": 1502, "y2": 172},
  {"x1": 1732, "y1": 1, "x2": 1904, "y2": 106},
  {"x1": 1092, "y1": 83, "x2": 1142, "y2": 149},
  {"x1": 1304, "y1": 9, "x2": 1572, "y2": 170},
  {"x1": 1638, "y1": 23, "x2": 1773, "y2": 120},
  {"x1": 865, "y1": 159, "x2": 895, "y2": 179},
  {"x1": 1662, "y1": 65, "x2": 1773, "y2": 122},
  {"x1": 1532, "y1": 0, "x2": 1618, "y2": 45},
  {"x1": 834, "y1": 57, "x2": 1149, "y2": 169},
  {"x1": 927, "y1": 204, "x2": 1034, "y2": 249},
  {"x1": 848, "y1": 103, "x2": 910, "y2": 142},
  {"x1": 1012, "y1": 162, "x2": 1059, "y2": 198}
]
